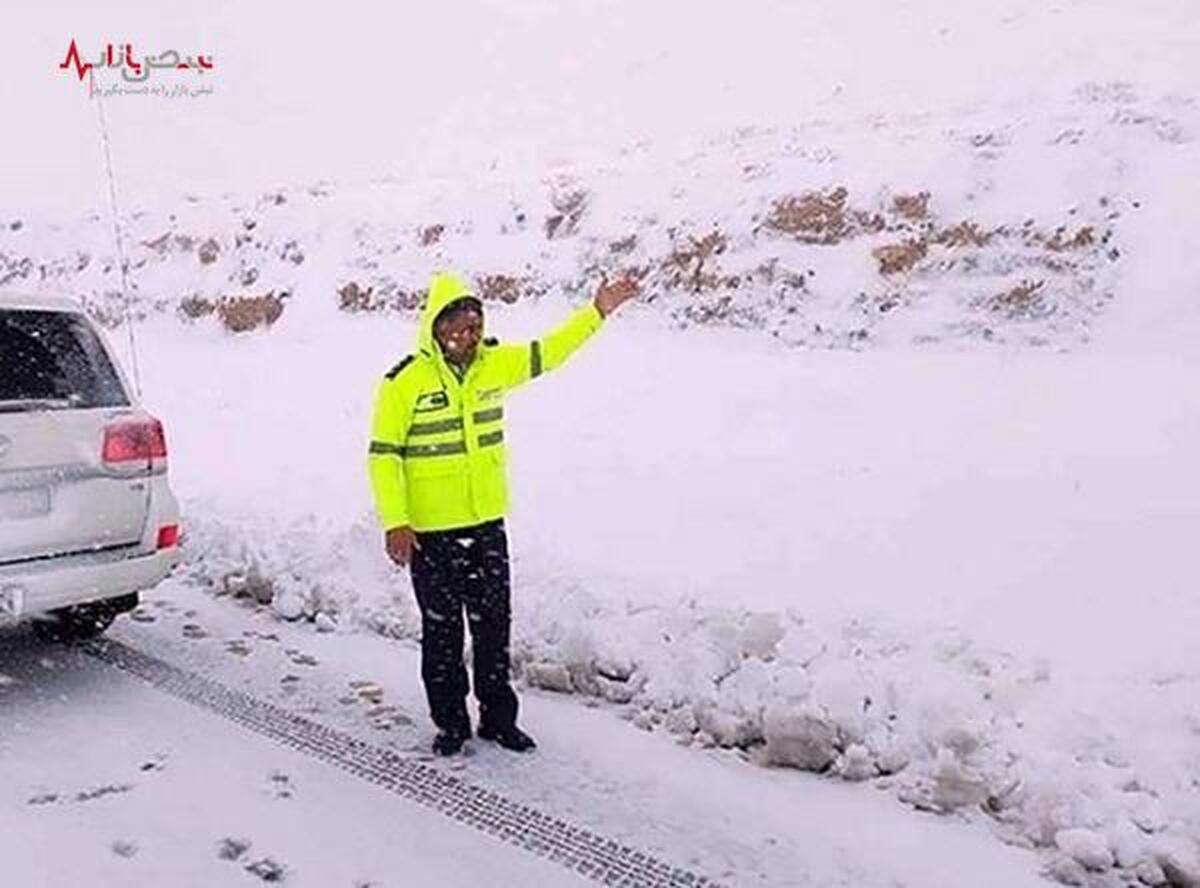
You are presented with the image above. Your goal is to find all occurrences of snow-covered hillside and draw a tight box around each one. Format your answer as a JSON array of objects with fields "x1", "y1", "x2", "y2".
[
  {"x1": 3, "y1": 0, "x2": 1199, "y2": 884},
  {"x1": 4, "y1": 80, "x2": 1194, "y2": 351}
]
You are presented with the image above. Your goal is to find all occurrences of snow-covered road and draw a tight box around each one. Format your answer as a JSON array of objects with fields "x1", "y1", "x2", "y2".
[
  {"x1": 0, "y1": 627, "x2": 588, "y2": 888},
  {"x1": 1, "y1": 583, "x2": 1047, "y2": 887}
]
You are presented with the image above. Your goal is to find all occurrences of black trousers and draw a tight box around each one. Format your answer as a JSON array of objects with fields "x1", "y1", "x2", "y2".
[{"x1": 409, "y1": 519, "x2": 519, "y2": 736}]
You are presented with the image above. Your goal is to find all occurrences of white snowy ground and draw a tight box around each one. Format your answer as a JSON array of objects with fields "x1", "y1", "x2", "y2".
[
  {"x1": 0, "y1": 590, "x2": 1048, "y2": 888},
  {"x1": 0, "y1": 627, "x2": 585, "y2": 888}
]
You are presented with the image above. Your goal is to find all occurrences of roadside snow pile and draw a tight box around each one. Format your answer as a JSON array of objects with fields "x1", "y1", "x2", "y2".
[
  {"x1": 7, "y1": 81, "x2": 1193, "y2": 349},
  {"x1": 175, "y1": 512, "x2": 1200, "y2": 887}
]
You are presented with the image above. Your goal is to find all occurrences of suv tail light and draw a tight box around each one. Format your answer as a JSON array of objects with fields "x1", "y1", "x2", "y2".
[
  {"x1": 103, "y1": 418, "x2": 168, "y2": 474},
  {"x1": 156, "y1": 524, "x2": 180, "y2": 550}
]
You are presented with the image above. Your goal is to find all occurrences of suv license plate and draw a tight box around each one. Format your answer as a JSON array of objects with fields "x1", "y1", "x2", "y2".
[{"x1": 0, "y1": 487, "x2": 51, "y2": 520}]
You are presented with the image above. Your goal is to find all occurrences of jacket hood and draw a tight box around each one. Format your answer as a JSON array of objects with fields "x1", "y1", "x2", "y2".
[{"x1": 418, "y1": 271, "x2": 482, "y2": 357}]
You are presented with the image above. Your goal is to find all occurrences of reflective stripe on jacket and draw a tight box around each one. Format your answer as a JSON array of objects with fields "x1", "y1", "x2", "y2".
[{"x1": 367, "y1": 271, "x2": 604, "y2": 532}]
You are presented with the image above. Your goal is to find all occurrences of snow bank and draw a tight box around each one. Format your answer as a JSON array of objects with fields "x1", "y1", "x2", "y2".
[{"x1": 172, "y1": 470, "x2": 1200, "y2": 887}]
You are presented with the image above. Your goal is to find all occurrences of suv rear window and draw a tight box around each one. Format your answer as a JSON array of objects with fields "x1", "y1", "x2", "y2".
[{"x1": 0, "y1": 310, "x2": 129, "y2": 409}]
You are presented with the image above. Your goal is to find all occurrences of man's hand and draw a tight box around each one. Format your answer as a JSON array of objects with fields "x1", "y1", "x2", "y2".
[
  {"x1": 385, "y1": 526, "x2": 419, "y2": 567},
  {"x1": 594, "y1": 274, "x2": 640, "y2": 318}
]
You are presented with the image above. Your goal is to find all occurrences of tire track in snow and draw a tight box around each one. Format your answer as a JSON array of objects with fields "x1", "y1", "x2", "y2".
[{"x1": 83, "y1": 637, "x2": 724, "y2": 888}]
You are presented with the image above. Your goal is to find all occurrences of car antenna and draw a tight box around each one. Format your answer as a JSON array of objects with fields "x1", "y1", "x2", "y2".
[{"x1": 89, "y1": 69, "x2": 144, "y2": 398}]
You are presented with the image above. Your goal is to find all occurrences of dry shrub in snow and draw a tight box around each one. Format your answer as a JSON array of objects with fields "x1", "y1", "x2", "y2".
[
  {"x1": 417, "y1": 224, "x2": 444, "y2": 247},
  {"x1": 988, "y1": 279, "x2": 1049, "y2": 318},
  {"x1": 217, "y1": 291, "x2": 288, "y2": 332},
  {"x1": 197, "y1": 237, "x2": 221, "y2": 265},
  {"x1": 337, "y1": 281, "x2": 377, "y2": 313},
  {"x1": 764, "y1": 188, "x2": 852, "y2": 244},
  {"x1": 661, "y1": 229, "x2": 731, "y2": 294},
  {"x1": 79, "y1": 292, "x2": 125, "y2": 328},
  {"x1": 476, "y1": 273, "x2": 531, "y2": 304},
  {"x1": 873, "y1": 239, "x2": 929, "y2": 275},
  {"x1": 760, "y1": 188, "x2": 887, "y2": 245},
  {"x1": 1040, "y1": 225, "x2": 1097, "y2": 252},
  {"x1": 0, "y1": 252, "x2": 34, "y2": 287},
  {"x1": 892, "y1": 191, "x2": 932, "y2": 220},
  {"x1": 337, "y1": 280, "x2": 422, "y2": 314},
  {"x1": 141, "y1": 232, "x2": 172, "y2": 255},
  {"x1": 545, "y1": 186, "x2": 589, "y2": 240},
  {"x1": 935, "y1": 221, "x2": 997, "y2": 248},
  {"x1": 609, "y1": 233, "x2": 638, "y2": 255},
  {"x1": 179, "y1": 294, "x2": 216, "y2": 319}
]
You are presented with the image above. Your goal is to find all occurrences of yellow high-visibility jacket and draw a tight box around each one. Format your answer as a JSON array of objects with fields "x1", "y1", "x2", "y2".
[{"x1": 368, "y1": 272, "x2": 605, "y2": 532}]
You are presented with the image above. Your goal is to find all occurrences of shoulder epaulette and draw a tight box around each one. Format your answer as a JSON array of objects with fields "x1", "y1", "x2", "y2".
[
  {"x1": 483, "y1": 337, "x2": 499, "y2": 347},
  {"x1": 385, "y1": 355, "x2": 415, "y2": 379}
]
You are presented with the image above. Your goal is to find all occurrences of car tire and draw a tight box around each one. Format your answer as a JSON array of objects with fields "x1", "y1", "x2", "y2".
[{"x1": 35, "y1": 593, "x2": 138, "y2": 641}]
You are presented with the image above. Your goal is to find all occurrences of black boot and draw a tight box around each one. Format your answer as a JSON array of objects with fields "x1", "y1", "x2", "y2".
[
  {"x1": 478, "y1": 723, "x2": 536, "y2": 752},
  {"x1": 432, "y1": 730, "x2": 468, "y2": 756}
]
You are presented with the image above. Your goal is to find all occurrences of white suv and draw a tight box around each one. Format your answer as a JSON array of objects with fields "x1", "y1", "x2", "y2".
[{"x1": 0, "y1": 293, "x2": 180, "y2": 638}]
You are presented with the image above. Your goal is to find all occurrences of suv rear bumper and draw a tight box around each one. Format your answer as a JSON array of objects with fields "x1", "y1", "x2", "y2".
[{"x1": 0, "y1": 546, "x2": 179, "y2": 622}]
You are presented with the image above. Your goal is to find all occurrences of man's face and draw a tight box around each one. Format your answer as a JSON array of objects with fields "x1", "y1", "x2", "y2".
[{"x1": 434, "y1": 308, "x2": 483, "y2": 367}]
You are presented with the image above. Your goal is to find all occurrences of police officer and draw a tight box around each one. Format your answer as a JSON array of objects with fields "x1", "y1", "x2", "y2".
[{"x1": 368, "y1": 271, "x2": 638, "y2": 755}]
